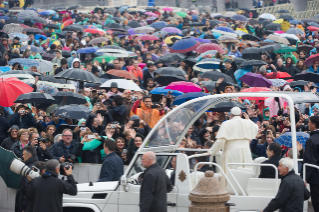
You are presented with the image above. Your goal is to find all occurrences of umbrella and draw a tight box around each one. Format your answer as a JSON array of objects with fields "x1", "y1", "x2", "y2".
[
  {"x1": 88, "y1": 37, "x2": 109, "y2": 45},
  {"x1": 258, "y1": 44, "x2": 281, "y2": 52},
  {"x1": 133, "y1": 26, "x2": 155, "y2": 33},
  {"x1": 20, "y1": 45, "x2": 44, "y2": 53},
  {"x1": 63, "y1": 25, "x2": 83, "y2": 32},
  {"x1": 155, "y1": 53, "x2": 186, "y2": 64},
  {"x1": 248, "y1": 19, "x2": 258, "y2": 25},
  {"x1": 289, "y1": 80, "x2": 314, "y2": 88},
  {"x1": 233, "y1": 57, "x2": 246, "y2": 65},
  {"x1": 31, "y1": 17, "x2": 46, "y2": 24},
  {"x1": 170, "y1": 38, "x2": 200, "y2": 53},
  {"x1": 37, "y1": 59, "x2": 53, "y2": 73},
  {"x1": 101, "y1": 45, "x2": 125, "y2": 50},
  {"x1": 218, "y1": 36, "x2": 239, "y2": 44},
  {"x1": 106, "y1": 69, "x2": 138, "y2": 80},
  {"x1": 266, "y1": 34, "x2": 290, "y2": 45},
  {"x1": 269, "y1": 79, "x2": 287, "y2": 87},
  {"x1": 240, "y1": 87, "x2": 272, "y2": 100},
  {"x1": 152, "y1": 31, "x2": 169, "y2": 38},
  {"x1": 156, "y1": 74, "x2": 186, "y2": 86},
  {"x1": 212, "y1": 26, "x2": 236, "y2": 37},
  {"x1": 51, "y1": 91, "x2": 87, "y2": 105},
  {"x1": 8, "y1": 58, "x2": 39, "y2": 67},
  {"x1": 25, "y1": 71, "x2": 41, "y2": 77},
  {"x1": 241, "y1": 34, "x2": 261, "y2": 41},
  {"x1": 275, "y1": 132, "x2": 309, "y2": 148},
  {"x1": 93, "y1": 55, "x2": 117, "y2": 63},
  {"x1": 55, "y1": 68, "x2": 102, "y2": 84},
  {"x1": 0, "y1": 77, "x2": 33, "y2": 107},
  {"x1": 195, "y1": 58, "x2": 221, "y2": 70},
  {"x1": 241, "y1": 47, "x2": 261, "y2": 60},
  {"x1": 155, "y1": 67, "x2": 187, "y2": 76},
  {"x1": 276, "y1": 9, "x2": 290, "y2": 13},
  {"x1": 127, "y1": 21, "x2": 141, "y2": 28},
  {"x1": 259, "y1": 13, "x2": 276, "y2": 20},
  {"x1": 165, "y1": 81, "x2": 202, "y2": 93},
  {"x1": 239, "y1": 7, "x2": 250, "y2": 11},
  {"x1": 5, "y1": 18, "x2": 22, "y2": 24},
  {"x1": 235, "y1": 40, "x2": 260, "y2": 48},
  {"x1": 196, "y1": 43, "x2": 225, "y2": 54},
  {"x1": 3, "y1": 24, "x2": 24, "y2": 34},
  {"x1": 100, "y1": 79, "x2": 142, "y2": 91},
  {"x1": 164, "y1": 35, "x2": 182, "y2": 44},
  {"x1": 54, "y1": 105, "x2": 92, "y2": 119},
  {"x1": 191, "y1": 38, "x2": 211, "y2": 43},
  {"x1": 231, "y1": 14, "x2": 248, "y2": 22},
  {"x1": 268, "y1": 71, "x2": 291, "y2": 79},
  {"x1": 39, "y1": 75, "x2": 67, "y2": 84},
  {"x1": 162, "y1": 7, "x2": 173, "y2": 11},
  {"x1": 150, "y1": 87, "x2": 183, "y2": 96},
  {"x1": 265, "y1": 23, "x2": 281, "y2": 30},
  {"x1": 208, "y1": 100, "x2": 246, "y2": 112},
  {"x1": 307, "y1": 26, "x2": 319, "y2": 31},
  {"x1": 294, "y1": 73, "x2": 319, "y2": 83},
  {"x1": 224, "y1": 12, "x2": 237, "y2": 17},
  {"x1": 273, "y1": 45, "x2": 297, "y2": 54},
  {"x1": 145, "y1": 7, "x2": 157, "y2": 11},
  {"x1": 96, "y1": 49, "x2": 129, "y2": 58},
  {"x1": 17, "y1": 10, "x2": 38, "y2": 19},
  {"x1": 289, "y1": 20, "x2": 304, "y2": 24},
  {"x1": 239, "y1": 60, "x2": 267, "y2": 67},
  {"x1": 279, "y1": 14, "x2": 293, "y2": 19},
  {"x1": 308, "y1": 22, "x2": 319, "y2": 27},
  {"x1": 286, "y1": 28, "x2": 304, "y2": 35},
  {"x1": 8, "y1": 33, "x2": 29, "y2": 42},
  {"x1": 302, "y1": 19, "x2": 314, "y2": 23},
  {"x1": 239, "y1": 72, "x2": 273, "y2": 88},
  {"x1": 176, "y1": 11, "x2": 187, "y2": 18},
  {"x1": 42, "y1": 53, "x2": 55, "y2": 61},
  {"x1": 136, "y1": 35, "x2": 159, "y2": 40},
  {"x1": 0, "y1": 147, "x2": 21, "y2": 189},
  {"x1": 173, "y1": 92, "x2": 210, "y2": 105},
  {"x1": 199, "y1": 71, "x2": 234, "y2": 83},
  {"x1": 77, "y1": 47, "x2": 99, "y2": 54},
  {"x1": 162, "y1": 27, "x2": 182, "y2": 34},
  {"x1": 150, "y1": 21, "x2": 168, "y2": 29},
  {"x1": 24, "y1": 28, "x2": 43, "y2": 34},
  {"x1": 304, "y1": 53, "x2": 319, "y2": 66},
  {"x1": 14, "y1": 92, "x2": 55, "y2": 104}
]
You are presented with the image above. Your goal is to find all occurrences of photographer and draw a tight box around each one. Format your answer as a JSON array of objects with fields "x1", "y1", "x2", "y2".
[
  {"x1": 29, "y1": 132, "x2": 53, "y2": 162},
  {"x1": 86, "y1": 102, "x2": 113, "y2": 134},
  {"x1": 9, "y1": 105, "x2": 37, "y2": 129},
  {"x1": 75, "y1": 132, "x2": 103, "y2": 164},
  {"x1": 50, "y1": 129, "x2": 79, "y2": 163},
  {"x1": 27, "y1": 159, "x2": 77, "y2": 212},
  {"x1": 108, "y1": 95, "x2": 127, "y2": 125},
  {"x1": 127, "y1": 115, "x2": 152, "y2": 138}
]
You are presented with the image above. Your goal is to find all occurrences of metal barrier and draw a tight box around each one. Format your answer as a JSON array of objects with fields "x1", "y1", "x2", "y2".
[
  {"x1": 193, "y1": 162, "x2": 239, "y2": 196},
  {"x1": 303, "y1": 163, "x2": 319, "y2": 182},
  {"x1": 226, "y1": 163, "x2": 279, "y2": 196}
]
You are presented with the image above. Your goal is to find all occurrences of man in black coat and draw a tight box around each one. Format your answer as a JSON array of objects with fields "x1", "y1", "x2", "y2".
[
  {"x1": 302, "y1": 116, "x2": 319, "y2": 212},
  {"x1": 9, "y1": 105, "x2": 37, "y2": 129},
  {"x1": 27, "y1": 159, "x2": 77, "y2": 212},
  {"x1": 259, "y1": 142, "x2": 282, "y2": 178},
  {"x1": 263, "y1": 158, "x2": 310, "y2": 212},
  {"x1": 1, "y1": 125, "x2": 19, "y2": 150},
  {"x1": 15, "y1": 146, "x2": 38, "y2": 212},
  {"x1": 219, "y1": 56, "x2": 238, "y2": 83},
  {"x1": 139, "y1": 151, "x2": 172, "y2": 212}
]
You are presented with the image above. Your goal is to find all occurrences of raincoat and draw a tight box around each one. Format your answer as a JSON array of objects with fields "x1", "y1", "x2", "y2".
[
  {"x1": 67, "y1": 50, "x2": 77, "y2": 67},
  {"x1": 280, "y1": 20, "x2": 291, "y2": 32},
  {"x1": 263, "y1": 107, "x2": 270, "y2": 120},
  {"x1": 310, "y1": 104, "x2": 319, "y2": 116},
  {"x1": 104, "y1": 15, "x2": 115, "y2": 25},
  {"x1": 131, "y1": 100, "x2": 164, "y2": 128},
  {"x1": 234, "y1": 66, "x2": 252, "y2": 86}
]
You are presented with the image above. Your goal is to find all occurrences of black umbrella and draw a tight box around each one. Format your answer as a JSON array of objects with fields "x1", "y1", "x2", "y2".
[
  {"x1": 145, "y1": 7, "x2": 157, "y2": 11},
  {"x1": 14, "y1": 92, "x2": 55, "y2": 104},
  {"x1": 155, "y1": 67, "x2": 187, "y2": 76},
  {"x1": 301, "y1": 19, "x2": 314, "y2": 23},
  {"x1": 62, "y1": 50, "x2": 71, "y2": 58},
  {"x1": 199, "y1": 71, "x2": 234, "y2": 83},
  {"x1": 276, "y1": 9, "x2": 289, "y2": 13},
  {"x1": 264, "y1": 30, "x2": 275, "y2": 36},
  {"x1": 289, "y1": 80, "x2": 310, "y2": 88},
  {"x1": 51, "y1": 91, "x2": 87, "y2": 105},
  {"x1": 265, "y1": 23, "x2": 281, "y2": 30},
  {"x1": 127, "y1": 21, "x2": 141, "y2": 28},
  {"x1": 56, "y1": 31, "x2": 67, "y2": 38},
  {"x1": 25, "y1": 70, "x2": 42, "y2": 77},
  {"x1": 42, "y1": 53, "x2": 55, "y2": 61},
  {"x1": 155, "y1": 53, "x2": 186, "y2": 64},
  {"x1": 209, "y1": 20, "x2": 220, "y2": 27},
  {"x1": 258, "y1": 41, "x2": 275, "y2": 46},
  {"x1": 54, "y1": 105, "x2": 92, "y2": 119},
  {"x1": 200, "y1": 81, "x2": 240, "y2": 92},
  {"x1": 39, "y1": 75, "x2": 68, "y2": 84},
  {"x1": 67, "y1": 6, "x2": 79, "y2": 10},
  {"x1": 31, "y1": 17, "x2": 47, "y2": 24},
  {"x1": 233, "y1": 57, "x2": 246, "y2": 65},
  {"x1": 279, "y1": 14, "x2": 293, "y2": 19},
  {"x1": 258, "y1": 44, "x2": 281, "y2": 52},
  {"x1": 308, "y1": 22, "x2": 319, "y2": 27},
  {"x1": 24, "y1": 28, "x2": 43, "y2": 34},
  {"x1": 111, "y1": 17, "x2": 122, "y2": 23},
  {"x1": 209, "y1": 100, "x2": 246, "y2": 112},
  {"x1": 6, "y1": 18, "x2": 22, "y2": 24},
  {"x1": 242, "y1": 34, "x2": 261, "y2": 41},
  {"x1": 259, "y1": 20, "x2": 271, "y2": 26},
  {"x1": 156, "y1": 74, "x2": 186, "y2": 86},
  {"x1": 188, "y1": 22, "x2": 205, "y2": 27},
  {"x1": 63, "y1": 24, "x2": 84, "y2": 32},
  {"x1": 101, "y1": 45, "x2": 125, "y2": 50},
  {"x1": 45, "y1": 23, "x2": 60, "y2": 29},
  {"x1": 294, "y1": 73, "x2": 319, "y2": 83},
  {"x1": 248, "y1": 19, "x2": 258, "y2": 25},
  {"x1": 241, "y1": 47, "x2": 261, "y2": 60},
  {"x1": 239, "y1": 60, "x2": 267, "y2": 67},
  {"x1": 297, "y1": 45, "x2": 314, "y2": 55},
  {"x1": 239, "y1": 7, "x2": 250, "y2": 11},
  {"x1": 0, "y1": 31, "x2": 8, "y2": 38},
  {"x1": 166, "y1": 24, "x2": 178, "y2": 28},
  {"x1": 55, "y1": 68, "x2": 102, "y2": 84},
  {"x1": 184, "y1": 57, "x2": 197, "y2": 66},
  {"x1": 104, "y1": 23, "x2": 124, "y2": 29},
  {"x1": 112, "y1": 31, "x2": 129, "y2": 36}
]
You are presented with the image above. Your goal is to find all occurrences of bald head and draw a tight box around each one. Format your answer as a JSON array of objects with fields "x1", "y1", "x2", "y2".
[{"x1": 141, "y1": 151, "x2": 156, "y2": 168}]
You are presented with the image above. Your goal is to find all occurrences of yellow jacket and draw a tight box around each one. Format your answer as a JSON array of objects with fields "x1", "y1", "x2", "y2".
[
  {"x1": 235, "y1": 27, "x2": 249, "y2": 34},
  {"x1": 281, "y1": 21, "x2": 291, "y2": 32}
]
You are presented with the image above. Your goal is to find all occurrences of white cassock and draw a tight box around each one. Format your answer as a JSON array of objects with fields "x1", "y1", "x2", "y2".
[{"x1": 208, "y1": 116, "x2": 258, "y2": 186}]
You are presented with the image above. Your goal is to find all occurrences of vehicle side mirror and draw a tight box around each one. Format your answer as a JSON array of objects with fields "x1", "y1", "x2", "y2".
[{"x1": 120, "y1": 175, "x2": 129, "y2": 192}]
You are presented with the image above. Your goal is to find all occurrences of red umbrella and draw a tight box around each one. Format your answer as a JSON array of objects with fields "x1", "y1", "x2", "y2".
[
  {"x1": 240, "y1": 87, "x2": 271, "y2": 100},
  {"x1": 0, "y1": 77, "x2": 33, "y2": 107},
  {"x1": 136, "y1": 35, "x2": 159, "y2": 40},
  {"x1": 196, "y1": 43, "x2": 225, "y2": 54},
  {"x1": 307, "y1": 26, "x2": 319, "y2": 32},
  {"x1": 20, "y1": 24, "x2": 30, "y2": 29},
  {"x1": 107, "y1": 69, "x2": 138, "y2": 80},
  {"x1": 304, "y1": 53, "x2": 319, "y2": 66},
  {"x1": 84, "y1": 29, "x2": 105, "y2": 35},
  {"x1": 267, "y1": 71, "x2": 291, "y2": 79}
]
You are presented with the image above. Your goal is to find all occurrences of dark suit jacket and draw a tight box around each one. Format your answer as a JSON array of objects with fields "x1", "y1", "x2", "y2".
[{"x1": 259, "y1": 155, "x2": 282, "y2": 178}]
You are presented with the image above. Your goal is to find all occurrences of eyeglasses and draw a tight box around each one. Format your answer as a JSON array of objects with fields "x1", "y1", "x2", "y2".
[{"x1": 22, "y1": 133, "x2": 29, "y2": 135}]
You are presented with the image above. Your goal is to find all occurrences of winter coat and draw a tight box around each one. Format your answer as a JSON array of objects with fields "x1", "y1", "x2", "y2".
[
  {"x1": 285, "y1": 64, "x2": 300, "y2": 77},
  {"x1": 259, "y1": 155, "x2": 282, "y2": 178},
  {"x1": 75, "y1": 141, "x2": 103, "y2": 164},
  {"x1": 50, "y1": 140, "x2": 79, "y2": 162},
  {"x1": 108, "y1": 105, "x2": 127, "y2": 125},
  {"x1": 27, "y1": 170, "x2": 77, "y2": 212},
  {"x1": 139, "y1": 163, "x2": 172, "y2": 212},
  {"x1": 302, "y1": 130, "x2": 319, "y2": 185},
  {"x1": 98, "y1": 152, "x2": 124, "y2": 182},
  {"x1": 9, "y1": 112, "x2": 37, "y2": 129},
  {"x1": 1, "y1": 136, "x2": 17, "y2": 150},
  {"x1": 0, "y1": 115, "x2": 10, "y2": 145},
  {"x1": 10, "y1": 141, "x2": 29, "y2": 159},
  {"x1": 263, "y1": 170, "x2": 310, "y2": 212},
  {"x1": 250, "y1": 139, "x2": 268, "y2": 158},
  {"x1": 219, "y1": 61, "x2": 238, "y2": 83}
]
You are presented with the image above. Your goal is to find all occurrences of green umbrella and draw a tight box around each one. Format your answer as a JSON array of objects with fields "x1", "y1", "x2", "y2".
[
  {"x1": 274, "y1": 46, "x2": 297, "y2": 53},
  {"x1": 0, "y1": 147, "x2": 21, "y2": 189},
  {"x1": 176, "y1": 11, "x2": 187, "y2": 18},
  {"x1": 46, "y1": 104, "x2": 59, "y2": 114},
  {"x1": 93, "y1": 55, "x2": 117, "y2": 63}
]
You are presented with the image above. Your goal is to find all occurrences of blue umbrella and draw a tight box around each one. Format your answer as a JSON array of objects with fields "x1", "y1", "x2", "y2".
[
  {"x1": 8, "y1": 58, "x2": 40, "y2": 67},
  {"x1": 191, "y1": 37, "x2": 211, "y2": 43},
  {"x1": 173, "y1": 92, "x2": 210, "y2": 105},
  {"x1": 45, "y1": 10, "x2": 57, "y2": 15},
  {"x1": 38, "y1": 11, "x2": 50, "y2": 16},
  {"x1": 195, "y1": 58, "x2": 221, "y2": 70},
  {"x1": 0, "y1": 66, "x2": 11, "y2": 72},
  {"x1": 35, "y1": 34, "x2": 47, "y2": 41},
  {"x1": 289, "y1": 20, "x2": 303, "y2": 24},
  {"x1": 231, "y1": 14, "x2": 248, "y2": 22},
  {"x1": 26, "y1": 7, "x2": 37, "y2": 11},
  {"x1": 150, "y1": 21, "x2": 168, "y2": 29},
  {"x1": 214, "y1": 26, "x2": 235, "y2": 33},
  {"x1": 150, "y1": 87, "x2": 183, "y2": 96},
  {"x1": 0, "y1": 16, "x2": 9, "y2": 20},
  {"x1": 275, "y1": 132, "x2": 309, "y2": 149},
  {"x1": 77, "y1": 47, "x2": 99, "y2": 53},
  {"x1": 152, "y1": 31, "x2": 169, "y2": 37},
  {"x1": 170, "y1": 38, "x2": 201, "y2": 53},
  {"x1": 20, "y1": 45, "x2": 44, "y2": 53},
  {"x1": 0, "y1": 8, "x2": 9, "y2": 13}
]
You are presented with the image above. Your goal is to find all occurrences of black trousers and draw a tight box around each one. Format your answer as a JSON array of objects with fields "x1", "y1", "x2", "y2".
[{"x1": 310, "y1": 183, "x2": 319, "y2": 212}]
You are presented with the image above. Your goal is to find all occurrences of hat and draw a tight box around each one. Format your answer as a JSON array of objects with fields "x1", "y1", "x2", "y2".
[
  {"x1": 10, "y1": 125, "x2": 19, "y2": 132},
  {"x1": 130, "y1": 115, "x2": 140, "y2": 120},
  {"x1": 148, "y1": 46, "x2": 156, "y2": 51},
  {"x1": 14, "y1": 36, "x2": 20, "y2": 40},
  {"x1": 231, "y1": 107, "x2": 241, "y2": 116},
  {"x1": 110, "y1": 82, "x2": 118, "y2": 88}
]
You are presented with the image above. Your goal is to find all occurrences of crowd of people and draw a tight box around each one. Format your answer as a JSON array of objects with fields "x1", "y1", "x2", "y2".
[{"x1": 0, "y1": 3, "x2": 319, "y2": 212}]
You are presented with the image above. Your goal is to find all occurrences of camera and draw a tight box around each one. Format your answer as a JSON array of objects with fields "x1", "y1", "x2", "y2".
[
  {"x1": 111, "y1": 124, "x2": 116, "y2": 129},
  {"x1": 60, "y1": 162, "x2": 74, "y2": 175},
  {"x1": 300, "y1": 125, "x2": 309, "y2": 132},
  {"x1": 10, "y1": 159, "x2": 40, "y2": 179},
  {"x1": 67, "y1": 154, "x2": 76, "y2": 161},
  {"x1": 281, "y1": 117, "x2": 286, "y2": 121},
  {"x1": 20, "y1": 110, "x2": 25, "y2": 113},
  {"x1": 88, "y1": 135, "x2": 95, "y2": 139},
  {"x1": 37, "y1": 137, "x2": 49, "y2": 143}
]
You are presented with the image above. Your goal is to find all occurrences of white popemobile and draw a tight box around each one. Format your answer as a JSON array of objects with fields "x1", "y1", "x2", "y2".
[{"x1": 62, "y1": 92, "x2": 319, "y2": 212}]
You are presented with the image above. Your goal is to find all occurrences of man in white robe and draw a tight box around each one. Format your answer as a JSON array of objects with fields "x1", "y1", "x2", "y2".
[{"x1": 208, "y1": 107, "x2": 258, "y2": 186}]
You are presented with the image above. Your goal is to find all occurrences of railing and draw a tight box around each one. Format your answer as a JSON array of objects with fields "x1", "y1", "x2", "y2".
[
  {"x1": 303, "y1": 163, "x2": 319, "y2": 182},
  {"x1": 193, "y1": 162, "x2": 239, "y2": 196},
  {"x1": 226, "y1": 163, "x2": 279, "y2": 196}
]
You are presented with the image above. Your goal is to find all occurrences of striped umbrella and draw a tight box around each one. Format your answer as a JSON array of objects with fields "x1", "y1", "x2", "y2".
[
  {"x1": 16, "y1": 10, "x2": 38, "y2": 19},
  {"x1": 3, "y1": 24, "x2": 24, "y2": 34}
]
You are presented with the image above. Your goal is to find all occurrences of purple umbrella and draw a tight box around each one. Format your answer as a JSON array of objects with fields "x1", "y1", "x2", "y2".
[
  {"x1": 147, "y1": 17, "x2": 157, "y2": 20},
  {"x1": 239, "y1": 72, "x2": 273, "y2": 88},
  {"x1": 162, "y1": 27, "x2": 182, "y2": 34},
  {"x1": 151, "y1": 53, "x2": 160, "y2": 61},
  {"x1": 191, "y1": 37, "x2": 211, "y2": 43},
  {"x1": 128, "y1": 28, "x2": 145, "y2": 35}
]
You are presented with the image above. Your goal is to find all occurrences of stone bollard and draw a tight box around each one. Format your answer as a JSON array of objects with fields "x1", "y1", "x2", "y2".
[{"x1": 189, "y1": 171, "x2": 230, "y2": 212}]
